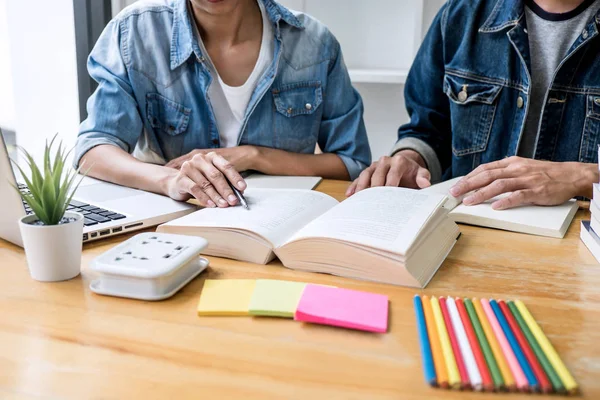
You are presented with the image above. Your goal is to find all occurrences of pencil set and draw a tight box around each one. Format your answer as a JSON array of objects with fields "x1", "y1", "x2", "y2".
[{"x1": 413, "y1": 295, "x2": 578, "y2": 394}]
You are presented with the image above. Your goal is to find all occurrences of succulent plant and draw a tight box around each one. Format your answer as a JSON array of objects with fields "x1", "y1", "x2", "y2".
[{"x1": 11, "y1": 135, "x2": 86, "y2": 225}]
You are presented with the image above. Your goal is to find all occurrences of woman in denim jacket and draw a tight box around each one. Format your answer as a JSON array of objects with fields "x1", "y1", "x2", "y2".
[{"x1": 75, "y1": 0, "x2": 370, "y2": 208}]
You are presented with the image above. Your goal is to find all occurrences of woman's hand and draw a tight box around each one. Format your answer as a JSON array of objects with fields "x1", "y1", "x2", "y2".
[
  {"x1": 449, "y1": 157, "x2": 598, "y2": 210},
  {"x1": 165, "y1": 145, "x2": 259, "y2": 171},
  {"x1": 165, "y1": 151, "x2": 247, "y2": 208},
  {"x1": 346, "y1": 150, "x2": 431, "y2": 196}
]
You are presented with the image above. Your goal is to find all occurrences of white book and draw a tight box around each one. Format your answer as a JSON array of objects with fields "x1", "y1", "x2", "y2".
[
  {"x1": 580, "y1": 221, "x2": 600, "y2": 263},
  {"x1": 157, "y1": 187, "x2": 460, "y2": 288},
  {"x1": 244, "y1": 174, "x2": 322, "y2": 190},
  {"x1": 423, "y1": 177, "x2": 579, "y2": 238}
]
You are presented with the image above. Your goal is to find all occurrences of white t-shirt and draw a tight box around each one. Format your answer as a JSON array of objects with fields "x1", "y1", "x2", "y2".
[{"x1": 197, "y1": 1, "x2": 274, "y2": 148}]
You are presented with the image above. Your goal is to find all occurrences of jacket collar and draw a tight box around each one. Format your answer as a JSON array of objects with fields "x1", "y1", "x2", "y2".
[
  {"x1": 170, "y1": 0, "x2": 303, "y2": 70},
  {"x1": 479, "y1": 0, "x2": 524, "y2": 33}
]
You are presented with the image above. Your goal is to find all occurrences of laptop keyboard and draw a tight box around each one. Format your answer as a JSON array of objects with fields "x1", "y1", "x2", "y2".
[{"x1": 18, "y1": 183, "x2": 126, "y2": 226}]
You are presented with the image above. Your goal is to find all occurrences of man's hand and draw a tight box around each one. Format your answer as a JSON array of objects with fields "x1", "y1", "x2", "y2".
[
  {"x1": 346, "y1": 150, "x2": 431, "y2": 196},
  {"x1": 449, "y1": 156, "x2": 598, "y2": 210},
  {"x1": 166, "y1": 145, "x2": 259, "y2": 171},
  {"x1": 164, "y1": 151, "x2": 247, "y2": 208}
]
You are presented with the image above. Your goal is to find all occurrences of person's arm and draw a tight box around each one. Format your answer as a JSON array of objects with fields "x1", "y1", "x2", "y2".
[
  {"x1": 166, "y1": 145, "x2": 350, "y2": 179},
  {"x1": 82, "y1": 145, "x2": 246, "y2": 208},
  {"x1": 448, "y1": 157, "x2": 599, "y2": 210},
  {"x1": 74, "y1": 19, "x2": 245, "y2": 208}
]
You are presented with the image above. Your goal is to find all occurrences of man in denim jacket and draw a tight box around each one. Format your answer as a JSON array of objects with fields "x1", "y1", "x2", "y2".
[
  {"x1": 349, "y1": 0, "x2": 600, "y2": 210},
  {"x1": 75, "y1": 0, "x2": 370, "y2": 208}
]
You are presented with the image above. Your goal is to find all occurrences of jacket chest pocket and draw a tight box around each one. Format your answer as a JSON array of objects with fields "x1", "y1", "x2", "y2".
[
  {"x1": 272, "y1": 81, "x2": 323, "y2": 151},
  {"x1": 444, "y1": 75, "x2": 502, "y2": 157},
  {"x1": 146, "y1": 93, "x2": 191, "y2": 137},
  {"x1": 581, "y1": 95, "x2": 600, "y2": 163}
]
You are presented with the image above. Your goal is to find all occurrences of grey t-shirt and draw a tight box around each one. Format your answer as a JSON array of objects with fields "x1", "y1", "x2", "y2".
[{"x1": 518, "y1": 0, "x2": 600, "y2": 157}]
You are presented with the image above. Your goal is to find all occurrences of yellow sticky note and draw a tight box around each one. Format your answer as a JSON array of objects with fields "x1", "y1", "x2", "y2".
[
  {"x1": 248, "y1": 280, "x2": 307, "y2": 318},
  {"x1": 197, "y1": 279, "x2": 256, "y2": 316}
]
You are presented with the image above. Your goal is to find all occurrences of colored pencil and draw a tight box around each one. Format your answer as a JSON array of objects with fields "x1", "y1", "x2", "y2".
[
  {"x1": 473, "y1": 298, "x2": 515, "y2": 390},
  {"x1": 413, "y1": 295, "x2": 437, "y2": 387},
  {"x1": 499, "y1": 300, "x2": 551, "y2": 392},
  {"x1": 439, "y1": 297, "x2": 470, "y2": 388},
  {"x1": 455, "y1": 298, "x2": 494, "y2": 391},
  {"x1": 481, "y1": 299, "x2": 528, "y2": 391},
  {"x1": 422, "y1": 296, "x2": 449, "y2": 388},
  {"x1": 430, "y1": 297, "x2": 461, "y2": 389},
  {"x1": 508, "y1": 301, "x2": 564, "y2": 393},
  {"x1": 464, "y1": 299, "x2": 504, "y2": 390},
  {"x1": 490, "y1": 300, "x2": 538, "y2": 391},
  {"x1": 515, "y1": 300, "x2": 578, "y2": 394},
  {"x1": 446, "y1": 297, "x2": 483, "y2": 390}
]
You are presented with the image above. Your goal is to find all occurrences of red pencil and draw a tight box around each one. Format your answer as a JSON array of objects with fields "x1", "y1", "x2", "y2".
[
  {"x1": 498, "y1": 300, "x2": 552, "y2": 393},
  {"x1": 455, "y1": 298, "x2": 494, "y2": 391},
  {"x1": 440, "y1": 297, "x2": 470, "y2": 389}
]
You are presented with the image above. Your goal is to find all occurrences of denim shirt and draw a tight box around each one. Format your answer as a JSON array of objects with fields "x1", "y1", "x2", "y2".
[
  {"x1": 74, "y1": 0, "x2": 371, "y2": 179},
  {"x1": 394, "y1": 0, "x2": 600, "y2": 182}
]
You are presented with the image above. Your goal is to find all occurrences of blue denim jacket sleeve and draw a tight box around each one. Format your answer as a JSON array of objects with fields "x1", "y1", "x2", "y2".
[
  {"x1": 318, "y1": 40, "x2": 371, "y2": 179},
  {"x1": 396, "y1": 4, "x2": 451, "y2": 179},
  {"x1": 73, "y1": 19, "x2": 142, "y2": 168}
]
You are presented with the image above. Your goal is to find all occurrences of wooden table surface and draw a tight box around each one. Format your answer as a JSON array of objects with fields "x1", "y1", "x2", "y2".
[{"x1": 0, "y1": 180, "x2": 599, "y2": 399}]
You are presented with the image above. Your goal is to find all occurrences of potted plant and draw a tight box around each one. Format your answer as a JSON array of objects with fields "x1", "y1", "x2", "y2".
[{"x1": 12, "y1": 136, "x2": 87, "y2": 282}]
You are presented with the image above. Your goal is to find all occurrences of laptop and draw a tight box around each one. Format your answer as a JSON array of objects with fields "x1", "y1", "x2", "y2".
[{"x1": 0, "y1": 129, "x2": 197, "y2": 247}]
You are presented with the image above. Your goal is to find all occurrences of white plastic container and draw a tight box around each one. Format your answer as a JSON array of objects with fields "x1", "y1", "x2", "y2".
[
  {"x1": 19, "y1": 211, "x2": 84, "y2": 282},
  {"x1": 90, "y1": 232, "x2": 209, "y2": 300}
]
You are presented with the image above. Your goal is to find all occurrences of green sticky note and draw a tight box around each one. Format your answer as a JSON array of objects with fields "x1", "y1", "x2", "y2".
[{"x1": 248, "y1": 280, "x2": 308, "y2": 318}]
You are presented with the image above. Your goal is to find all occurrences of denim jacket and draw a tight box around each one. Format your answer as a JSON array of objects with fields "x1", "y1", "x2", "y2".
[
  {"x1": 394, "y1": 0, "x2": 600, "y2": 182},
  {"x1": 74, "y1": 0, "x2": 371, "y2": 179}
]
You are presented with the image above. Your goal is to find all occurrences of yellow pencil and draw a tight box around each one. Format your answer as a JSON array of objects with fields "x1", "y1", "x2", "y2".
[
  {"x1": 515, "y1": 300, "x2": 578, "y2": 394},
  {"x1": 473, "y1": 298, "x2": 515, "y2": 390},
  {"x1": 422, "y1": 296, "x2": 449, "y2": 388},
  {"x1": 430, "y1": 296, "x2": 461, "y2": 389}
]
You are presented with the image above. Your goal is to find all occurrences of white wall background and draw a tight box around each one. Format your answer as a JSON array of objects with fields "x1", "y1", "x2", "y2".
[
  {"x1": 3, "y1": 0, "x2": 80, "y2": 159},
  {"x1": 0, "y1": 0, "x2": 16, "y2": 132}
]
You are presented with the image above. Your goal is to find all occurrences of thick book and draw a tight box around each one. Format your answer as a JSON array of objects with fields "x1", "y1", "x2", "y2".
[
  {"x1": 423, "y1": 177, "x2": 579, "y2": 238},
  {"x1": 157, "y1": 187, "x2": 460, "y2": 288}
]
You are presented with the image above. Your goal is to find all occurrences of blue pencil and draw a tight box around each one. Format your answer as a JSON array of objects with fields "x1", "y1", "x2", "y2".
[
  {"x1": 490, "y1": 300, "x2": 538, "y2": 391},
  {"x1": 414, "y1": 295, "x2": 437, "y2": 386}
]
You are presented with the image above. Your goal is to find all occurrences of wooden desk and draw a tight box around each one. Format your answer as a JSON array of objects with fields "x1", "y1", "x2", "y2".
[{"x1": 0, "y1": 180, "x2": 598, "y2": 399}]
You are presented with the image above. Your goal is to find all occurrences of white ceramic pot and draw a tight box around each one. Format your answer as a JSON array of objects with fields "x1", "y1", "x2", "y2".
[{"x1": 19, "y1": 211, "x2": 84, "y2": 282}]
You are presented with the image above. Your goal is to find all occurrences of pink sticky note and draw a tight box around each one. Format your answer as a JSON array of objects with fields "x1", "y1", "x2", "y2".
[{"x1": 294, "y1": 284, "x2": 389, "y2": 333}]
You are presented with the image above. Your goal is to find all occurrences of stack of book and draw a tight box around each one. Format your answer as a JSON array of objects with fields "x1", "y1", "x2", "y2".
[{"x1": 580, "y1": 183, "x2": 600, "y2": 260}]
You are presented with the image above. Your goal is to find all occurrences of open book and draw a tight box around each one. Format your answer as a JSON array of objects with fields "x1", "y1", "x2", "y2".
[
  {"x1": 157, "y1": 187, "x2": 460, "y2": 288},
  {"x1": 423, "y1": 177, "x2": 578, "y2": 238}
]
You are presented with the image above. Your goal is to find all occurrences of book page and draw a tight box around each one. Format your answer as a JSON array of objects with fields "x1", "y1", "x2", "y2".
[
  {"x1": 160, "y1": 189, "x2": 339, "y2": 247},
  {"x1": 284, "y1": 187, "x2": 447, "y2": 254}
]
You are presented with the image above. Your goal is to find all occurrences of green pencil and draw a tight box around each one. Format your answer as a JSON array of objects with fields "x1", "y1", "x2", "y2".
[
  {"x1": 507, "y1": 301, "x2": 564, "y2": 393},
  {"x1": 464, "y1": 298, "x2": 504, "y2": 389}
]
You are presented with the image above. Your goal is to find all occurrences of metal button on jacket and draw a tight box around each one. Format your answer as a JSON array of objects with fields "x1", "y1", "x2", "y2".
[
  {"x1": 458, "y1": 85, "x2": 468, "y2": 102},
  {"x1": 305, "y1": 103, "x2": 312, "y2": 111},
  {"x1": 517, "y1": 96, "x2": 524, "y2": 109}
]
